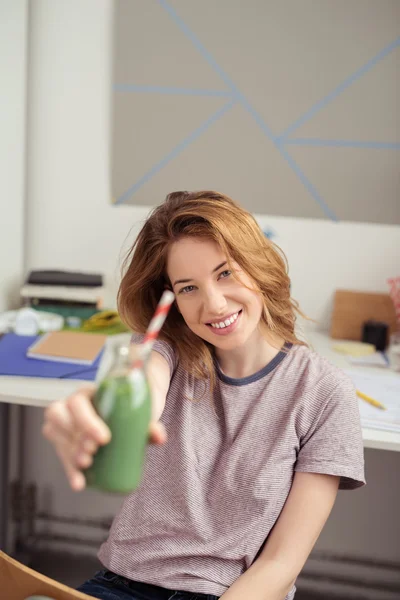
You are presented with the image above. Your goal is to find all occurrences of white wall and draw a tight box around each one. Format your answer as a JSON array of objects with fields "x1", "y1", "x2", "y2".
[
  {"x1": 10, "y1": 0, "x2": 400, "y2": 575},
  {"x1": 0, "y1": 0, "x2": 28, "y2": 312}
]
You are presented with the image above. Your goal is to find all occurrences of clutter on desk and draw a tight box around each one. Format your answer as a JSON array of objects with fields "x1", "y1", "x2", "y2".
[
  {"x1": 0, "y1": 306, "x2": 128, "y2": 338},
  {"x1": 65, "y1": 315, "x2": 82, "y2": 328},
  {"x1": 356, "y1": 389, "x2": 386, "y2": 411},
  {"x1": 0, "y1": 308, "x2": 64, "y2": 336},
  {"x1": 347, "y1": 352, "x2": 389, "y2": 368},
  {"x1": 0, "y1": 333, "x2": 102, "y2": 380},
  {"x1": 330, "y1": 289, "x2": 397, "y2": 341},
  {"x1": 361, "y1": 319, "x2": 388, "y2": 352},
  {"x1": 82, "y1": 309, "x2": 121, "y2": 331},
  {"x1": 332, "y1": 340, "x2": 389, "y2": 368},
  {"x1": 27, "y1": 330, "x2": 107, "y2": 365},
  {"x1": 388, "y1": 331, "x2": 400, "y2": 372},
  {"x1": 346, "y1": 370, "x2": 400, "y2": 433},
  {"x1": 26, "y1": 269, "x2": 102, "y2": 287},
  {"x1": 75, "y1": 310, "x2": 128, "y2": 335},
  {"x1": 17, "y1": 268, "x2": 129, "y2": 335},
  {"x1": 21, "y1": 269, "x2": 105, "y2": 309},
  {"x1": 332, "y1": 341, "x2": 376, "y2": 356}
]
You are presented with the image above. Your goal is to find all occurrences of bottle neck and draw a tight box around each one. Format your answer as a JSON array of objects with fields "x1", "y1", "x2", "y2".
[{"x1": 109, "y1": 343, "x2": 145, "y2": 377}]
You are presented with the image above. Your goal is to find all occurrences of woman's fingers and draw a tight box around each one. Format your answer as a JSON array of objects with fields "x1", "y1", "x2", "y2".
[
  {"x1": 67, "y1": 389, "x2": 111, "y2": 445},
  {"x1": 43, "y1": 386, "x2": 110, "y2": 491},
  {"x1": 43, "y1": 399, "x2": 77, "y2": 438},
  {"x1": 54, "y1": 444, "x2": 87, "y2": 491}
]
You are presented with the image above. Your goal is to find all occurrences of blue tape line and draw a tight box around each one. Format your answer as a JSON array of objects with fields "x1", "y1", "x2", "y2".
[
  {"x1": 286, "y1": 138, "x2": 400, "y2": 150},
  {"x1": 158, "y1": 0, "x2": 238, "y2": 94},
  {"x1": 115, "y1": 99, "x2": 236, "y2": 205},
  {"x1": 114, "y1": 84, "x2": 233, "y2": 97},
  {"x1": 158, "y1": 0, "x2": 339, "y2": 220},
  {"x1": 118, "y1": 1, "x2": 396, "y2": 220},
  {"x1": 158, "y1": 0, "x2": 276, "y2": 140},
  {"x1": 278, "y1": 36, "x2": 400, "y2": 141},
  {"x1": 276, "y1": 142, "x2": 339, "y2": 221}
]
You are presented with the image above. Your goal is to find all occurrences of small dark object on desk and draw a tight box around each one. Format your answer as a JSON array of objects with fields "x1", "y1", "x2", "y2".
[{"x1": 362, "y1": 320, "x2": 388, "y2": 351}]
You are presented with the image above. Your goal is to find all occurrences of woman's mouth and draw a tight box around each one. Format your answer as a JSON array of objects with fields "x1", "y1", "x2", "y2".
[{"x1": 206, "y1": 310, "x2": 242, "y2": 335}]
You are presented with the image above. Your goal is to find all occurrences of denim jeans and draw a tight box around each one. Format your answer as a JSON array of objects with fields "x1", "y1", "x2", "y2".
[{"x1": 77, "y1": 569, "x2": 220, "y2": 600}]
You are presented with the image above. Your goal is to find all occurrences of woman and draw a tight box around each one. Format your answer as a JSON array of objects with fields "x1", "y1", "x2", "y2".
[{"x1": 43, "y1": 190, "x2": 365, "y2": 600}]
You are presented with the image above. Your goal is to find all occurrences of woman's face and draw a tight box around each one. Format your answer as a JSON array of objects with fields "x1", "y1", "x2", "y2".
[{"x1": 167, "y1": 237, "x2": 264, "y2": 351}]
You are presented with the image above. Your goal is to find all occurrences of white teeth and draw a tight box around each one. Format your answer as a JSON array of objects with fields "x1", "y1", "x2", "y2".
[{"x1": 209, "y1": 311, "x2": 240, "y2": 329}]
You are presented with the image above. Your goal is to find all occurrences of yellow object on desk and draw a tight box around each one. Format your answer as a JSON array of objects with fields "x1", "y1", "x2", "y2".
[
  {"x1": 82, "y1": 310, "x2": 121, "y2": 331},
  {"x1": 356, "y1": 390, "x2": 387, "y2": 411},
  {"x1": 332, "y1": 341, "x2": 375, "y2": 356}
]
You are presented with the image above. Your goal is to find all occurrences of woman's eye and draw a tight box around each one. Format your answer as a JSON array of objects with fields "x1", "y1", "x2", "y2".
[
  {"x1": 218, "y1": 270, "x2": 231, "y2": 280},
  {"x1": 179, "y1": 285, "x2": 196, "y2": 294}
]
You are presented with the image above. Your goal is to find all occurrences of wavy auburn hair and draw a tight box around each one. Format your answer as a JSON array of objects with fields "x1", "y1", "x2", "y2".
[{"x1": 118, "y1": 190, "x2": 306, "y2": 382}]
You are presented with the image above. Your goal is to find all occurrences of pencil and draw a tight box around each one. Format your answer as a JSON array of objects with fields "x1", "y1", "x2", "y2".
[{"x1": 356, "y1": 390, "x2": 386, "y2": 411}]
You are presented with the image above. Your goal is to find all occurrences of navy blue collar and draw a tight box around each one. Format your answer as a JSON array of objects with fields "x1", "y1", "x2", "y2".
[{"x1": 215, "y1": 343, "x2": 292, "y2": 386}]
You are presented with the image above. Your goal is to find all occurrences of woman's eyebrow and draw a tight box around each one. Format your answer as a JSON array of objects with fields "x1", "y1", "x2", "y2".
[
  {"x1": 212, "y1": 261, "x2": 227, "y2": 273},
  {"x1": 172, "y1": 261, "x2": 227, "y2": 287}
]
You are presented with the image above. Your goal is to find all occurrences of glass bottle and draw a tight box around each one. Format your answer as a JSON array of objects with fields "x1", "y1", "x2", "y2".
[{"x1": 85, "y1": 342, "x2": 151, "y2": 493}]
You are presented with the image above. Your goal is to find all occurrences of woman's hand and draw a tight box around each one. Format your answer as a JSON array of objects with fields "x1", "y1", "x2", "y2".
[{"x1": 42, "y1": 385, "x2": 166, "y2": 491}]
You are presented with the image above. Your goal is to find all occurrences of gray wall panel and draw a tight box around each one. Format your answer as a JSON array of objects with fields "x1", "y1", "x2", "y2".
[{"x1": 111, "y1": 0, "x2": 400, "y2": 224}]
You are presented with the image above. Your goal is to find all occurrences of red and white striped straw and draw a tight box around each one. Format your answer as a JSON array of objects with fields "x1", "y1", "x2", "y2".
[{"x1": 132, "y1": 290, "x2": 175, "y2": 368}]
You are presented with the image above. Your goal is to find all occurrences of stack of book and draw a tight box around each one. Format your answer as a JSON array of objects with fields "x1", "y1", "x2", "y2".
[{"x1": 21, "y1": 270, "x2": 104, "y2": 310}]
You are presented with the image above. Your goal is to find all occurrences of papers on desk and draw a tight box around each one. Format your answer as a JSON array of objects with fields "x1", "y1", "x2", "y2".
[
  {"x1": 345, "y1": 371, "x2": 400, "y2": 433},
  {"x1": 347, "y1": 352, "x2": 389, "y2": 368}
]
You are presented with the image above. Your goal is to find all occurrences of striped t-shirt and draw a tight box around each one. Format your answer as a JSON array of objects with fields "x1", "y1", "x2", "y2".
[{"x1": 99, "y1": 340, "x2": 365, "y2": 599}]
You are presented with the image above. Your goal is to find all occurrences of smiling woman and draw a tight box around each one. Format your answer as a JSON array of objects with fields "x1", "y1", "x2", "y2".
[
  {"x1": 43, "y1": 190, "x2": 365, "y2": 600},
  {"x1": 118, "y1": 190, "x2": 306, "y2": 384}
]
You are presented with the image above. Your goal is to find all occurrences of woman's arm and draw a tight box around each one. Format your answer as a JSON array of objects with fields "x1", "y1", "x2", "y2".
[
  {"x1": 146, "y1": 350, "x2": 171, "y2": 421},
  {"x1": 220, "y1": 472, "x2": 339, "y2": 600}
]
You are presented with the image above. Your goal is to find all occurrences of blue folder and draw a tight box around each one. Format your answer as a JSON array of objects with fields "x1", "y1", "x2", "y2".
[{"x1": 0, "y1": 333, "x2": 103, "y2": 381}]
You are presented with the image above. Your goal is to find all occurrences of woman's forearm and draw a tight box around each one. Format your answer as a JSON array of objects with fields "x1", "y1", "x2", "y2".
[{"x1": 220, "y1": 558, "x2": 295, "y2": 600}]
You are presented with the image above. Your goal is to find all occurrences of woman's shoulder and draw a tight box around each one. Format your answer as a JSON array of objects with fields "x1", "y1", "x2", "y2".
[
  {"x1": 131, "y1": 333, "x2": 179, "y2": 377},
  {"x1": 285, "y1": 342, "x2": 354, "y2": 395}
]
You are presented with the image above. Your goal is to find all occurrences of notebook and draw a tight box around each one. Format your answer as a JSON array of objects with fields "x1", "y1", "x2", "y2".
[
  {"x1": 0, "y1": 333, "x2": 103, "y2": 380},
  {"x1": 27, "y1": 330, "x2": 107, "y2": 365}
]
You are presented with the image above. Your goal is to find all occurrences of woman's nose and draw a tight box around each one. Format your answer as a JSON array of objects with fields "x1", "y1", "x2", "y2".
[{"x1": 202, "y1": 287, "x2": 227, "y2": 316}]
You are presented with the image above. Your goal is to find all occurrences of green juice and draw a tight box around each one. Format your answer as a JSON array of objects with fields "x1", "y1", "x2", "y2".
[{"x1": 85, "y1": 345, "x2": 151, "y2": 493}]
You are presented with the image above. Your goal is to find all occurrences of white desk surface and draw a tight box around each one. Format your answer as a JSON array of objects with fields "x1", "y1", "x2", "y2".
[{"x1": 1, "y1": 331, "x2": 399, "y2": 452}]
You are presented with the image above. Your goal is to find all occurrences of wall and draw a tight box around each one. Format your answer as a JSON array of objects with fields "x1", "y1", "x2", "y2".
[
  {"x1": 25, "y1": 0, "x2": 400, "y2": 329},
  {"x1": 0, "y1": 0, "x2": 28, "y2": 312},
  {"x1": 112, "y1": 0, "x2": 400, "y2": 226},
  {"x1": 9, "y1": 0, "x2": 400, "y2": 588}
]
